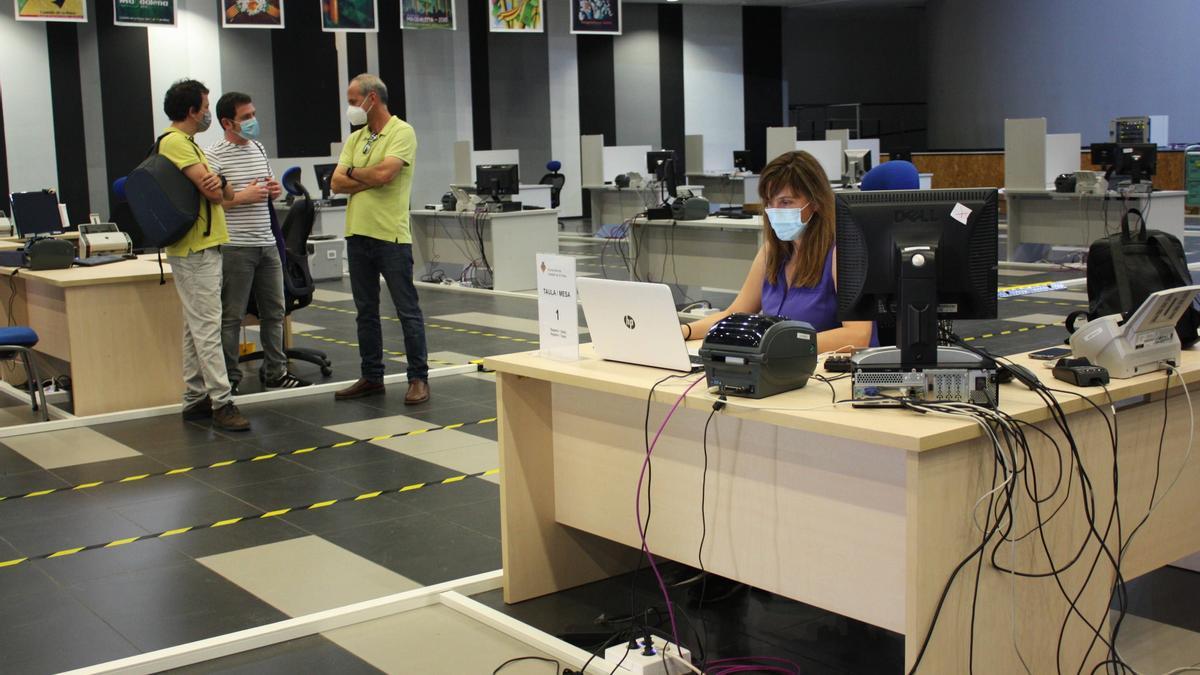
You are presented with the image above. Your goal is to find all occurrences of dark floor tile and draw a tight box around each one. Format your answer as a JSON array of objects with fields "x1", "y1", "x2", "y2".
[
  {"x1": 49, "y1": 454, "x2": 170, "y2": 484},
  {"x1": 274, "y1": 437, "x2": 407, "y2": 473},
  {"x1": 436, "y1": 497, "x2": 500, "y2": 539},
  {"x1": 232, "y1": 407, "x2": 328, "y2": 438},
  {"x1": 76, "y1": 472, "x2": 218, "y2": 510},
  {"x1": 163, "y1": 516, "x2": 308, "y2": 559},
  {"x1": 231, "y1": 427, "x2": 360, "y2": 455},
  {"x1": 186, "y1": 455, "x2": 315, "y2": 491},
  {"x1": 388, "y1": 475, "x2": 500, "y2": 514},
  {"x1": 92, "y1": 417, "x2": 243, "y2": 456},
  {"x1": 223, "y1": 471, "x2": 422, "y2": 536},
  {"x1": 415, "y1": 376, "x2": 498, "y2": 404},
  {"x1": 0, "y1": 539, "x2": 59, "y2": 603},
  {"x1": 69, "y1": 561, "x2": 288, "y2": 652},
  {"x1": 112, "y1": 488, "x2": 262, "y2": 534},
  {"x1": 327, "y1": 452, "x2": 487, "y2": 494},
  {"x1": 258, "y1": 397, "x2": 391, "y2": 427},
  {"x1": 0, "y1": 505, "x2": 146, "y2": 557},
  {"x1": 0, "y1": 442, "x2": 41, "y2": 474},
  {"x1": 1120, "y1": 565, "x2": 1200, "y2": 633},
  {"x1": 34, "y1": 536, "x2": 191, "y2": 586},
  {"x1": 324, "y1": 512, "x2": 500, "y2": 585},
  {"x1": 171, "y1": 634, "x2": 382, "y2": 675},
  {"x1": 0, "y1": 588, "x2": 138, "y2": 674}
]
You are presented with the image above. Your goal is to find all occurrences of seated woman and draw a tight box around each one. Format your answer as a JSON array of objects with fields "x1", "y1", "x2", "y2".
[{"x1": 680, "y1": 150, "x2": 875, "y2": 352}]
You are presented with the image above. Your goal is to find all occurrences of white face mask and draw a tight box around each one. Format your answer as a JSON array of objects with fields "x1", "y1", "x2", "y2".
[{"x1": 346, "y1": 97, "x2": 373, "y2": 127}]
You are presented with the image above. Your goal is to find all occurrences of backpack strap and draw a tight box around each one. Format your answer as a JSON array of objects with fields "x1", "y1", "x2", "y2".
[
  {"x1": 149, "y1": 132, "x2": 172, "y2": 157},
  {"x1": 1109, "y1": 233, "x2": 1136, "y2": 317},
  {"x1": 1147, "y1": 231, "x2": 1193, "y2": 286},
  {"x1": 185, "y1": 136, "x2": 213, "y2": 237}
]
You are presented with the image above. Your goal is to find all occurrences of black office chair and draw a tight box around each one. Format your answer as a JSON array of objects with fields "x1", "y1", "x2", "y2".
[
  {"x1": 538, "y1": 160, "x2": 565, "y2": 209},
  {"x1": 239, "y1": 167, "x2": 333, "y2": 378}
]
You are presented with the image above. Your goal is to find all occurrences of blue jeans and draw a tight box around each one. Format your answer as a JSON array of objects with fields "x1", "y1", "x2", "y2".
[{"x1": 347, "y1": 235, "x2": 429, "y2": 383}]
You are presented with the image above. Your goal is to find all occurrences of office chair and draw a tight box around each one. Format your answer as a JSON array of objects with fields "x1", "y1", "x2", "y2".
[
  {"x1": 860, "y1": 160, "x2": 919, "y2": 191},
  {"x1": 538, "y1": 160, "x2": 565, "y2": 209},
  {"x1": 238, "y1": 167, "x2": 333, "y2": 379},
  {"x1": 0, "y1": 328, "x2": 49, "y2": 421}
]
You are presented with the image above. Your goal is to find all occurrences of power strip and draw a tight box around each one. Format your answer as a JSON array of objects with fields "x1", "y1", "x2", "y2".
[{"x1": 602, "y1": 638, "x2": 693, "y2": 675}]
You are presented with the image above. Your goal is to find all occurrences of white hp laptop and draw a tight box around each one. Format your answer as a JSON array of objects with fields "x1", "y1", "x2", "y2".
[{"x1": 577, "y1": 278, "x2": 701, "y2": 372}]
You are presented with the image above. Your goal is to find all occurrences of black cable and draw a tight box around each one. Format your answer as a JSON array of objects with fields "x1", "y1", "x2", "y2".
[
  {"x1": 810, "y1": 374, "x2": 838, "y2": 403},
  {"x1": 493, "y1": 655, "x2": 560, "y2": 674}
]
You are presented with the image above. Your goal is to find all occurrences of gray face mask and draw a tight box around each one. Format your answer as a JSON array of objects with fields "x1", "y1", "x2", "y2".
[{"x1": 197, "y1": 109, "x2": 212, "y2": 133}]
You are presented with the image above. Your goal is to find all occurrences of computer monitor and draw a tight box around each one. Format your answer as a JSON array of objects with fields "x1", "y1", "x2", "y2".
[
  {"x1": 843, "y1": 149, "x2": 872, "y2": 185},
  {"x1": 9, "y1": 190, "x2": 66, "y2": 238},
  {"x1": 732, "y1": 151, "x2": 750, "y2": 173},
  {"x1": 1090, "y1": 142, "x2": 1156, "y2": 184},
  {"x1": 475, "y1": 164, "x2": 520, "y2": 199},
  {"x1": 313, "y1": 163, "x2": 337, "y2": 200},
  {"x1": 836, "y1": 188, "x2": 999, "y2": 368}
]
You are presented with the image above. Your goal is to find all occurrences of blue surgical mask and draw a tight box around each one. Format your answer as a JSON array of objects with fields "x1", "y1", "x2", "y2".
[
  {"x1": 765, "y1": 206, "x2": 811, "y2": 241},
  {"x1": 237, "y1": 117, "x2": 260, "y2": 141}
]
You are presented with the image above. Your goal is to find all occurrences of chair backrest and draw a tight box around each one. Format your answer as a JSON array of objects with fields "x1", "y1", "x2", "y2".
[
  {"x1": 247, "y1": 167, "x2": 316, "y2": 318},
  {"x1": 861, "y1": 160, "x2": 919, "y2": 191},
  {"x1": 538, "y1": 173, "x2": 566, "y2": 208}
]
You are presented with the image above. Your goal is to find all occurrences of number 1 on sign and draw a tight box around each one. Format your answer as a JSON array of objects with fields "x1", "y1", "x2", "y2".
[{"x1": 555, "y1": 309, "x2": 560, "y2": 321}]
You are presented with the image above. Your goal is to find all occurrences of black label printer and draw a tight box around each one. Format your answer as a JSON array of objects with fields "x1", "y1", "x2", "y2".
[{"x1": 698, "y1": 313, "x2": 818, "y2": 398}]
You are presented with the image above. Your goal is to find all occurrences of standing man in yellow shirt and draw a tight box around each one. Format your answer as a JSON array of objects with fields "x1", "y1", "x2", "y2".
[
  {"x1": 159, "y1": 79, "x2": 251, "y2": 431},
  {"x1": 329, "y1": 74, "x2": 430, "y2": 404}
]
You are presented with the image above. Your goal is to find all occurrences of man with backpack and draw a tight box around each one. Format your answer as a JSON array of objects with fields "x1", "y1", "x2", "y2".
[
  {"x1": 159, "y1": 79, "x2": 251, "y2": 431},
  {"x1": 208, "y1": 91, "x2": 311, "y2": 395}
]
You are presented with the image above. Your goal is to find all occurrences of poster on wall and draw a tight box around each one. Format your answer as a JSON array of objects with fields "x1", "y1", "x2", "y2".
[
  {"x1": 489, "y1": 0, "x2": 540, "y2": 33},
  {"x1": 114, "y1": 0, "x2": 176, "y2": 26},
  {"x1": 400, "y1": 0, "x2": 454, "y2": 30},
  {"x1": 13, "y1": 0, "x2": 86, "y2": 22},
  {"x1": 570, "y1": 0, "x2": 618, "y2": 35},
  {"x1": 321, "y1": 0, "x2": 377, "y2": 31},
  {"x1": 223, "y1": 0, "x2": 285, "y2": 28}
]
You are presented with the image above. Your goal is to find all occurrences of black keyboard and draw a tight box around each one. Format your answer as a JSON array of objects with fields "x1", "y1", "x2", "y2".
[{"x1": 74, "y1": 255, "x2": 131, "y2": 267}]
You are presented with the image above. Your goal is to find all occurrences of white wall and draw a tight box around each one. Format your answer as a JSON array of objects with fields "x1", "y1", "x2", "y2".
[
  {"x1": 546, "y1": 0, "x2": 582, "y2": 218},
  {"x1": 682, "y1": 6, "x2": 744, "y2": 174},
  {"x1": 147, "y1": 0, "x2": 224, "y2": 148},
  {"x1": 0, "y1": 5, "x2": 59, "y2": 193}
]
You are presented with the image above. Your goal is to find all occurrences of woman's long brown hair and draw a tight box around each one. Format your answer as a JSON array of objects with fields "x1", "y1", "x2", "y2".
[{"x1": 758, "y1": 150, "x2": 836, "y2": 288}]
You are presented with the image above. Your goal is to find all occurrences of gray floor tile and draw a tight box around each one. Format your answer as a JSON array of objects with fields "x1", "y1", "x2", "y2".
[{"x1": 4, "y1": 427, "x2": 141, "y2": 469}]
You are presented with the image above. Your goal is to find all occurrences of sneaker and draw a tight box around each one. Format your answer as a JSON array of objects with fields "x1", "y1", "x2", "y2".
[
  {"x1": 212, "y1": 403, "x2": 251, "y2": 431},
  {"x1": 264, "y1": 372, "x2": 312, "y2": 389},
  {"x1": 182, "y1": 396, "x2": 212, "y2": 421},
  {"x1": 335, "y1": 378, "x2": 385, "y2": 400}
]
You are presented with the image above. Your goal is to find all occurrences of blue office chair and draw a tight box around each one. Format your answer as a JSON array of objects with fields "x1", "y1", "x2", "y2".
[
  {"x1": 0, "y1": 327, "x2": 48, "y2": 421},
  {"x1": 539, "y1": 160, "x2": 565, "y2": 209},
  {"x1": 861, "y1": 160, "x2": 920, "y2": 191}
]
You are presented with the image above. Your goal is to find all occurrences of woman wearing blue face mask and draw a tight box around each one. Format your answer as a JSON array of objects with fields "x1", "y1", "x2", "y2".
[{"x1": 680, "y1": 150, "x2": 875, "y2": 353}]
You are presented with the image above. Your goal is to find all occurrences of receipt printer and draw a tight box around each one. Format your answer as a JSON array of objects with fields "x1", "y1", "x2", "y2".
[
  {"x1": 698, "y1": 313, "x2": 817, "y2": 398},
  {"x1": 78, "y1": 223, "x2": 133, "y2": 259}
]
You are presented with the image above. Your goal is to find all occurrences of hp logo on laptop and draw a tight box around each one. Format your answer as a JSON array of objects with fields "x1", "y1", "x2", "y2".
[{"x1": 623, "y1": 315, "x2": 636, "y2": 330}]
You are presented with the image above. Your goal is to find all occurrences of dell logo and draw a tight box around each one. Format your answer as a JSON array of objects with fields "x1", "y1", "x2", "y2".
[
  {"x1": 894, "y1": 208, "x2": 937, "y2": 223},
  {"x1": 623, "y1": 315, "x2": 636, "y2": 329}
]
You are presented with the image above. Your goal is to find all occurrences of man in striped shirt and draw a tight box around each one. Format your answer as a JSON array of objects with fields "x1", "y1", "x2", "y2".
[{"x1": 209, "y1": 92, "x2": 310, "y2": 392}]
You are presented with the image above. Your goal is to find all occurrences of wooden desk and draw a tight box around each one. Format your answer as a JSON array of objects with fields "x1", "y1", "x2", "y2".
[
  {"x1": 628, "y1": 215, "x2": 763, "y2": 291},
  {"x1": 0, "y1": 257, "x2": 183, "y2": 416},
  {"x1": 485, "y1": 346, "x2": 1200, "y2": 673},
  {"x1": 410, "y1": 209, "x2": 560, "y2": 292}
]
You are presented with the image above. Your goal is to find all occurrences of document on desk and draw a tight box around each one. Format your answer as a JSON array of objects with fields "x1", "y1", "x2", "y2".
[{"x1": 536, "y1": 254, "x2": 579, "y2": 361}]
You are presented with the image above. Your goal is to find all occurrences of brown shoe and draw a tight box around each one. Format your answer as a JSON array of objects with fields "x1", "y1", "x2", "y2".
[
  {"x1": 182, "y1": 396, "x2": 212, "y2": 421},
  {"x1": 335, "y1": 378, "x2": 385, "y2": 401},
  {"x1": 404, "y1": 379, "x2": 430, "y2": 405},
  {"x1": 213, "y1": 403, "x2": 251, "y2": 432}
]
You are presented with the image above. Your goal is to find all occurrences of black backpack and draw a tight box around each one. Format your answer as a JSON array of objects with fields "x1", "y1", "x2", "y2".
[
  {"x1": 124, "y1": 132, "x2": 210, "y2": 249},
  {"x1": 1066, "y1": 208, "x2": 1200, "y2": 347}
]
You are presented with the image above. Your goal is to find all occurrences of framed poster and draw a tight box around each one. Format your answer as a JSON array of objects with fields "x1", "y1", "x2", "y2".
[
  {"x1": 114, "y1": 0, "x2": 176, "y2": 26},
  {"x1": 321, "y1": 0, "x2": 377, "y2": 31},
  {"x1": 570, "y1": 0, "x2": 618, "y2": 35},
  {"x1": 14, "y1": 0, "x2": 86, "y2": 22},
  {"x1": 401, "y1": 0, "x2": 454, "y2": 30},
  {"x1": 223, "y1": 0, "x2": 284, "y2": 28},
  {"x1": 489, "y1": 0, "x2": 540, "y2": 33}
]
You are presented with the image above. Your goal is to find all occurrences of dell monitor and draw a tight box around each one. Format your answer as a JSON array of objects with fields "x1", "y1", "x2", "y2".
[
  {"x1": 1090, "y1": 142, "x2": 1156, "y2": 185},
  {"x1": 732, "y1": 151, "x2": 750, "y2": 173},
  {"x1": 836, "y1": 188, "x2": 999, "y2": 369},
  {"x1": 475, "y1": 164, "x2": 520, "y2": 200},
  {"x1": 843, "y1": 149, "x2": 872, "y2": 185},
  {"x1": 646, "y1": 150, "x2": 678, "y2": 203},
  {"x1": 313, "y1": 163, "x2": 338, "y2": 200},
  {"x1": 10, "y1": 190, "x2": 66, "y2": 238}
]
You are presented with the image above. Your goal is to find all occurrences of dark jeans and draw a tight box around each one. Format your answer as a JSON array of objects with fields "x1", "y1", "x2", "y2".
[{"x1": 346, "y1": 235, "x2": 429, "y2": 383}]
